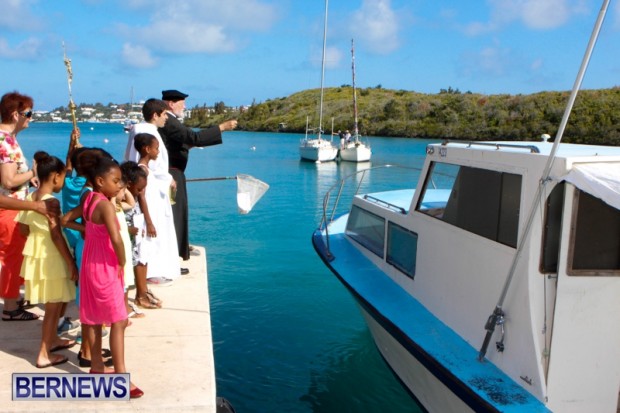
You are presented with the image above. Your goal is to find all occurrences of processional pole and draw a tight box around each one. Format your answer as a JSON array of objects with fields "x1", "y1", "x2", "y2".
[{"x1": 62, "y1": 42, "x2": 79, "y2": 143}]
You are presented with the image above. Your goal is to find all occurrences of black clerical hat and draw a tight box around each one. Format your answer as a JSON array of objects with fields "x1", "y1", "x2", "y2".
[{"x1": 161, "y1": 89, "x2": 189, "y2": 101}]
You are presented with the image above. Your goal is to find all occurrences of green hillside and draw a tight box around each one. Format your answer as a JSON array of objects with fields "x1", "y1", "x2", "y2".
[{"x1": 186, "y1": 86, "x2": 620, "y2": 145}]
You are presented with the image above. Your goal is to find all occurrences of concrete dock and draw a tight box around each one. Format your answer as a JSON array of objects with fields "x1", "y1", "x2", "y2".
[{"x1": 0, "y1": 246, "x2": 216, "y2": 413}]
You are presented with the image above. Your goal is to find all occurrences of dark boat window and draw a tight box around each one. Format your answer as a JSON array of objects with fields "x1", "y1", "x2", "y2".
[
  {"x1": 346, "y1": 205, "x2": 385, "y2": 258},
  {"x1": 568, "y1": 189, "x2": 620, "y2": 275},
  {"x1": 387, "y1": 222, "x2": 417, "y2": 279},
  {"x1": 417, "y1": 162, "x2": 522, "y2": 248},
  {"x1": 540, "y1": 183, "x2": 565, "y2": 273}
]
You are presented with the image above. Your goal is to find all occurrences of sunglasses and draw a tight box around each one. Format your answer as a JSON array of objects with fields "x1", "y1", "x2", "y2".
[{"x1": 20, "y1": 110, "x2": 33, "y2": 119}]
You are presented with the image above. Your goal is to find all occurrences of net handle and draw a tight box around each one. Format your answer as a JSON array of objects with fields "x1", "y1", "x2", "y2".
[{"x1": 186, "y1": 176, "x2": 237, "y2": 182}]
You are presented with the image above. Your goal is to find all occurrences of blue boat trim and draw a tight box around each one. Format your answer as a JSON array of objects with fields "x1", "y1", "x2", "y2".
[{"x1": 312, "y1": 230, "x2": 549, "y2": 413}]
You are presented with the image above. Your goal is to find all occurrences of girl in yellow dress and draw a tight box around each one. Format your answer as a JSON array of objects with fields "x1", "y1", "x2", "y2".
[{"x1": 17, "y1": 151, "x2": 78, "y2": 368}]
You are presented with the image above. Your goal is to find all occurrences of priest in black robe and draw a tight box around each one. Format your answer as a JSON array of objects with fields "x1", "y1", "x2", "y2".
[{"x1": 158, "y1": 89, "x2": 237, "y2": 261}]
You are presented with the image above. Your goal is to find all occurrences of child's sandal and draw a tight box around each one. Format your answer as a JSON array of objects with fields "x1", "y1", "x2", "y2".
[
  {"x1": 135, "y1": 296, "x2": 160, "y2": 310},
  {"x1": 17, "y1": 298, "x2": 34, "y2": 310},
  {"x1": 145, "y1": 290, "x2": 163, "y2": 306},
  {"x1": 2, "y1": 308, "x2": 39, "y2": 321}
]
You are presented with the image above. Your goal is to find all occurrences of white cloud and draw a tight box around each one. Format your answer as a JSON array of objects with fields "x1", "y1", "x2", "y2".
[
  {"x1": 125, "y1": 21, "x2": 236, "y2": 54},
  {"x1": 0, "y1": 0, "x2": 42, "y2": 31},
  {"x1": 465, "y1": 21, "x2": 494, "y2": 36},
  {"x1": 118, "y1": 0, "x2": 278, "y2": 56},
  {"x1": 0, "y1": 37, "x2": 43, "y2": 60},
  {"x1": 324, "y1": 46, "x2": 342, "y2": 69},
  {"x1": 350, "y1": 0, "x2": 400, "y2": 54},
  {"x1": 465, "y1": 0, "x2": 589, "y2": 34},
  {"x1": 614, "y1": 1, "x2": 620, "y2": 30},
  {"x1": 531, "y1": 58, "x2": 544, "y2": 70},
  {"x1": 121, "y1": 43, "x2": 158, "y2": 68},
  {"x1": 459, "y1": 43, "x2": 519, "y2": 78},
  {"x1": 308, "y1": 45, "x2": 342, "y2": 71}
]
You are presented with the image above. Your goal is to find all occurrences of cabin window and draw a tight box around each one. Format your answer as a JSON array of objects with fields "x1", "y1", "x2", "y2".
[
  {"x1": 540, "y1": 183, "x2": 565, "y2": 273},
  {"x1": 568, "y1": 189, "x2": 620, "y2": 275},
  {"x1": 417, "y1": 162, "x2": 522, "y2": 248},
  {"x1": 387, "y1": 222, "x2": 417, "y2": 278},
  {"x1": 346, "y1": 205, "x2": 385, "y2": 258}
]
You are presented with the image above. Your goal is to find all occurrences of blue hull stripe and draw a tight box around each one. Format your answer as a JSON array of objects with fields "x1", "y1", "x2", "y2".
[{"x1": 312, "y1": 230, "x2": 549, "y2": 413}]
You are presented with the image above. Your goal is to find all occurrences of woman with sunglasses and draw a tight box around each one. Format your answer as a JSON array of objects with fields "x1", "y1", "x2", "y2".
[{"x1": 0, "y1": 91, "x2": 53, "y2": 321}]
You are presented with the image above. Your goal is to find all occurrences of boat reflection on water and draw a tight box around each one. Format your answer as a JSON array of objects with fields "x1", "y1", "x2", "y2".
[{"x1": 301, "y1": 330, "x2": 423, "y2": 412}]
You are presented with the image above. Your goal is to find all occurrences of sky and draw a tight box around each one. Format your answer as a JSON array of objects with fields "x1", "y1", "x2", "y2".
[{"x1": 1, "y1": 0, "x2": 620, "y2": 111}]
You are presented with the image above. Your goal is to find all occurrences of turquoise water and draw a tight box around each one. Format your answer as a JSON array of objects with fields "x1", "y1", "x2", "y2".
[{"x1": 20, "y1": 123, "x2": 435, "y2": 413}]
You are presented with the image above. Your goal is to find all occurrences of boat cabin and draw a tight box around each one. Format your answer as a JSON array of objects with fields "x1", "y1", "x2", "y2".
[{"x1": 337, "y1": 141, "x2": 620, "y2": 411}]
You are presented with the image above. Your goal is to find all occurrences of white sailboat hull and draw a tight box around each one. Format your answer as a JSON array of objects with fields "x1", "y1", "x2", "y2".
[
  {"x1": 299, "y1": 139, "x2": 338, "y2": 162},
  {"x1": 340, "y1": 142, "x2": 371, "y2": 162}
]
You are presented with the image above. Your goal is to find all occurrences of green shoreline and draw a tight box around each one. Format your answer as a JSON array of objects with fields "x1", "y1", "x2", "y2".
[
  {"x1": 187, "y1": 86, "x2": 620, "y2": 146},
  {"x1": 38, "y1": 86, "x2": 620, "y2": 146}
]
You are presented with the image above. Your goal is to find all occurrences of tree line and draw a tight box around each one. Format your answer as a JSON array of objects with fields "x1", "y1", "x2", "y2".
[{"x1": 185, "y1": 86, "x2": 620, "y2": 146}]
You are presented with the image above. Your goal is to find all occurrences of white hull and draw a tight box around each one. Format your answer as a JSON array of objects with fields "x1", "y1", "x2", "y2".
[
  {"x1": 299, "y1": 139, "x2": 338, "y2": 162},
  {"x1": 339, "y1": 142, "x2": 371, "y2": 162},
  {"x1": 361, "y1": 308, "x2": 474, "y2": 413}
]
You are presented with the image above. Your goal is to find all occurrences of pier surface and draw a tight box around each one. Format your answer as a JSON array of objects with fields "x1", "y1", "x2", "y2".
[{"x1": 0, "y1": 246, "x2": 215, "y2": 413}]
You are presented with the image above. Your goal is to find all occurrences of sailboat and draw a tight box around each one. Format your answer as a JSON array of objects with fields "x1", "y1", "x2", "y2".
[
  {"x1": 123, "y1": 86, "x2": 140, "y2": 133},
  {"x1": 299, "y1": 0, "x2": 339, "y2": 163},
  {"x1": 339, "y1": 39, "x2": 371, "y2": 163}
]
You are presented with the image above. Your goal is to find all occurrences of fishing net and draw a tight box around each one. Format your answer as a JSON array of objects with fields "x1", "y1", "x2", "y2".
[{"x1": 236, "y1": 174, "x2": 269, "y2": 214}]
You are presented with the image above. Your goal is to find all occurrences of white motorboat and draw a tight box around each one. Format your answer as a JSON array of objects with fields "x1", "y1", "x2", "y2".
[
  {"x1": 314, "y1": 137, "x2": 620, "y2": 412},
  {"x1": 339, "y1": 39, "x2": 371, "y2": 163},
  {"x1": 313, "y1": 2, "x2": 620, "y2": 411},
  {"x1": 299, "y1": 0, "x2": 338, "y2": 163}
]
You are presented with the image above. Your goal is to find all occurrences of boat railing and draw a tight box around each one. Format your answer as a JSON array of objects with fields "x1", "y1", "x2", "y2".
[
  {"x1": 441, "y1": 140, "x2": 540, "y2": 153},
  {"x1": 318, "y1": 164, "x2": 422, "y2": 257},
  {"x1": 363, "y1": 195, "x2": 407, "y2": 214}
]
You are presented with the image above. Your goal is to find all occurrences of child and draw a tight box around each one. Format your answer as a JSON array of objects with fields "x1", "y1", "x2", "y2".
[
  {"x1": 61, "y1": 148, "x2": 113, "y2": 368},
  {"x1": 16, "y1": 151, "x2": 77, "y2": 368},
  {"x1": 121, "y1": 154, "x2": 162, "y2": 309},
  {"x1": 63, "y1": 151, "x2": 142, "y2": 398},
  {"x1": 120, "y1": 161, "x2": 156, "y2": 310},
  {"x1": 57, "y1": 128, "x2": 85, "y2": 336},
  {"x1": 126, "y1": 106, "x2": 181, "y2": 286},
  {"x1": 112, "y1": 177, "x2": 141, "y2": 318}
]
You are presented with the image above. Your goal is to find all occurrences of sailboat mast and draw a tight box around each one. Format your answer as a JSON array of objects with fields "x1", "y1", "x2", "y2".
[
  {"x1": 351, "y1": 39, "x2": 359, "y2": 139},
  {"x1": 318, "y1": 0, "x2": 328, "y2": 141}
]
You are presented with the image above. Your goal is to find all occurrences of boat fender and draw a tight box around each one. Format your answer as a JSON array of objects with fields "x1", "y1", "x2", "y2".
[{"x1": 216, "y1": 396, "x2": 237, "y2": 413}]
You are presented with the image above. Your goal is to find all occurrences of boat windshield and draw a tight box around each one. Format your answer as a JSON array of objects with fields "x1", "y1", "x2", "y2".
[{"x1": 416, "y1": 162, "x2": 522, "y2": 248}]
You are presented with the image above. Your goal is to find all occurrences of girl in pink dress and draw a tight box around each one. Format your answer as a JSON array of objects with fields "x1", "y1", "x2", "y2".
[{"x1": 64, "y1": 152, "x2": 143, "y2": 398}]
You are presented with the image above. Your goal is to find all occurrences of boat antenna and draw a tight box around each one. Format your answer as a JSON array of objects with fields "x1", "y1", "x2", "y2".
[
  {"x1": 318, "y1": 0, "x2": 329, "y2": 141},
  {"x1": 478, "y1": 0, "x2": 610, "y2": 361},
  {"x1": 62, "y1": 42, "x2": 79, "y2": 136},
  {"x1": 351, "y1": 39, "x2": 359, "y2": 140}
]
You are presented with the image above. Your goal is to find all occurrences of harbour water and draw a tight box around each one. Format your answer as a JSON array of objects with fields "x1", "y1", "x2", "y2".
[{"x1": 19, "y1": 122, "x2": 434, "y2": 413}]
